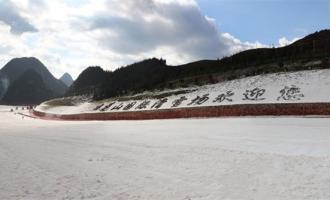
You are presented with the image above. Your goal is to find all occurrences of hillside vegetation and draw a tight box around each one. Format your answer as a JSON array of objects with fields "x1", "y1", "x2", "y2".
[{"x1": 66, "y1": 30, "x2": 330, "y2": 100}]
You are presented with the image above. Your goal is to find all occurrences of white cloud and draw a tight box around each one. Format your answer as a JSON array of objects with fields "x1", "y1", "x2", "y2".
[
  {"x1": 221, "y1": 33, "x2": 268, "y2": 56},
  {"x1": 278, "y1": 37, "x2": 300, "y2": 47},
  {"x1": 0, "y1": 0, "x2": 296, "y2": 79}
]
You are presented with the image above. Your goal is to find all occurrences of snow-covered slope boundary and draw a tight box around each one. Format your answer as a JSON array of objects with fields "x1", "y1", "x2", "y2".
[
  {"x1": 33, "y1": 69, "x2": 330, "y2": 120},
  {"x1": 32, "y1": 103, "x2": 330, "y2": 121}
]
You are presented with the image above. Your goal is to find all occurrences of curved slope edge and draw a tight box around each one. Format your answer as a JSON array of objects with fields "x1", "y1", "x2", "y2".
[{"x1": 32, "y1": 103, "x2": 330, "y2": 121}]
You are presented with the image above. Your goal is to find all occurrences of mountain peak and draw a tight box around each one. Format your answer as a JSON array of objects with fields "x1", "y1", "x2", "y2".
[
  {"x1": 60, "y1": 72, "x2": 74, "y2": 87},
  {"x1": 7, "y1": 57, "x2": 43, "y2": 68},
  {"x1": 1, "y1": 68, "x2": 54, "y2": 105},
  {"x1": 0, "y1": 57, "x2": 68, "y2": 104}
]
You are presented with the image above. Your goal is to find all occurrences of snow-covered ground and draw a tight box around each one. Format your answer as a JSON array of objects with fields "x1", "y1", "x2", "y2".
[
  {"x1": 1, "y1": 106, "x2": 330, "y2": 199},
  {"x1": 36, "y1": 69, "x2": 330, "y2": 115}
]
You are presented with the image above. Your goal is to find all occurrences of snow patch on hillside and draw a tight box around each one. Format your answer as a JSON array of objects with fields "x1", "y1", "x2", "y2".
[{"x1": 37, "y1": 69, "x2": 330, "y2": 114}]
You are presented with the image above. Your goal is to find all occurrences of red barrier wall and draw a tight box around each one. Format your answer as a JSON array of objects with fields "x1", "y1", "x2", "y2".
[{"x1": 31, "y1": 103, "x2": 330, "y2": 121}]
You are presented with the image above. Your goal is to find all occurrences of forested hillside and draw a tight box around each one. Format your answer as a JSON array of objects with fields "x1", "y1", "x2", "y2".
[{"x1": 67, "y1": 30, "x2": 330, "y2": 100}]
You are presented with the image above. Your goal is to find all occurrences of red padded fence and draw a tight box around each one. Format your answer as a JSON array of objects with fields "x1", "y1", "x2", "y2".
[{"x1": 31, "y1": 103, "x2": 330, "y2": 121}]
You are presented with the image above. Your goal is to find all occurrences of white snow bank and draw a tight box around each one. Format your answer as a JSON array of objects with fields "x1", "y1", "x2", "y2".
[{"x1": 36, "y1": 69, "x2": 330, "y2": 115}]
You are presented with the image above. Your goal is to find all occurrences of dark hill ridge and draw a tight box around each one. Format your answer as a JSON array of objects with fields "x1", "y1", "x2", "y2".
[
  {"x1": 1, "y1": 69, "x2": 54, "y2": 105},
  {"x1": 67, "y1": 29, "x2": 330, "y2": 100},
  {"x1": 66, "y1": 66, "x2": 107, "y2": 96},
  {"x1": 0, "y1": 57, "x2": 67, "y2": 97},
  {"x1": 0, "y1": 57, "x2": 68, "y2": 105},
  {"x1": 172, "y1": 30, "x2": 330, "y2": 79},
  {"x1": 66, "y1": 59, "x2": 167, "y2": 98}
]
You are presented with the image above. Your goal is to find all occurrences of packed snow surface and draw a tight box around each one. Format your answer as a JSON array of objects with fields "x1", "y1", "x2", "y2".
[
  {"x1": 1, "y1": 106, "x2": 330, "y2": 199},
  {"x1": 37, "y1": 69, "x2": 330, "y2": 115}
]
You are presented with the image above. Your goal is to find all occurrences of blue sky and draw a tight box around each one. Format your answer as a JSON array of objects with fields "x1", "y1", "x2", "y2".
[{"x1": 197, "y1": 0, "x2": 330, "y2": 45}]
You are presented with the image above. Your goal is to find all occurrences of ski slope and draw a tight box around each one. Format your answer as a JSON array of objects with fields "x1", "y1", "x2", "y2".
[
  {"x1": 1, "y1": 106, "x2": 330, "y2": 199},
  {"x1": 37, "y1": 69, "x2": 330, "y2": 115}
]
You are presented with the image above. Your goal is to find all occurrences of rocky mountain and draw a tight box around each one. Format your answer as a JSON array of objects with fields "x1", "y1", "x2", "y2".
[
  {"x1": 0, "y1": 57, "x2": 68, "y2": 105},
  {"x1": 1, "y1": 69, "x2": 54, "y2": 105},
  {"x1": 60, "y1": 72, "x2": 74, "y2": 87},
  {"x1": 67, "y1": 29, "x2": 330, "y2": 100}
]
